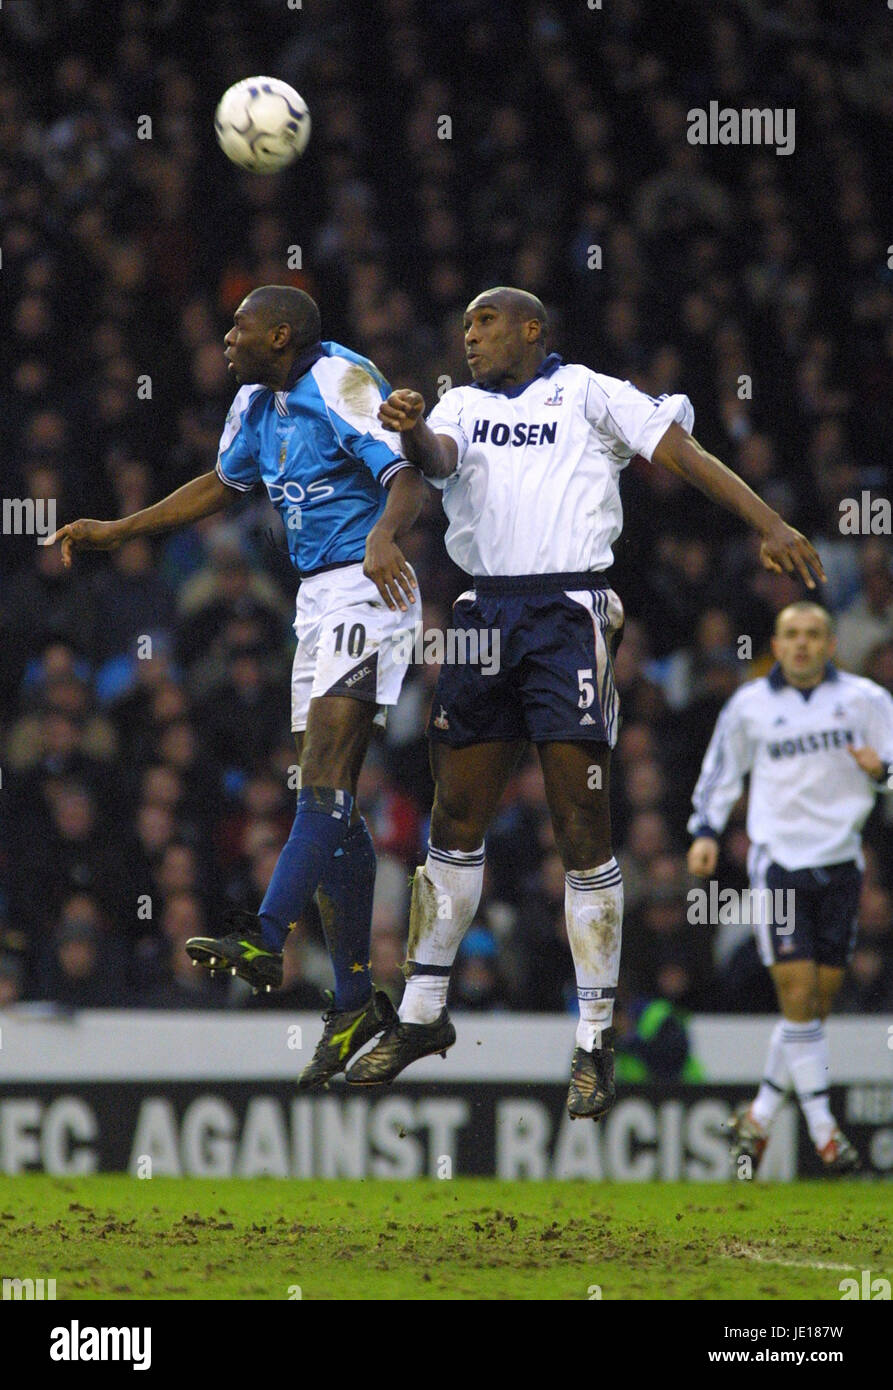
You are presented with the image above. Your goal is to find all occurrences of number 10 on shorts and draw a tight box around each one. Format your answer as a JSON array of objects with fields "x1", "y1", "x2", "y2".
[{"x1": 333, "y1": 622, "x2": 367, "y2": 657}]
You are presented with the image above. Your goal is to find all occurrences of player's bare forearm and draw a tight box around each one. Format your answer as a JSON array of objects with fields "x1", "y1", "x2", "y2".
[
  {"x1": 653, "y1": 426, "x2": 775, "y2": 528},
  {"x1": 120, "y1": 470, "x2": 235, "y2": 539},
  {"x1": 400, "y1": 417, "x2": 456, "y2": 479},
  {"x1": 49, "y1": 471, "x2": 235, "y2": 567},
  {"x1": 378, "y1": 390, "x2": 457, "y2": 479},
  {"x1": 364, "y1": 467, "x2": 423, "y2": 611},
  {"x1": 372, "y1": 465, "x2": 424, "y2": 541},
  {"x1": 652, "y1": 423, "x2": 826, "y2": 590}
]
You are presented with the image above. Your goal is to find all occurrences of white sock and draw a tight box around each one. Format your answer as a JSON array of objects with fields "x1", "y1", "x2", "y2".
[
  {"x1": 399, "y1": 844, "x2": 484, "y2": 1024},
  {"x1": 780, "y1": 1018, "x2": 835, "y2": 1150},
  {"x1": 565, "y1": 859, "x2": 623, "y2": 1051},
  {"x1": 750, "y1": 1020, "x2": 790, "y2": 1131}
]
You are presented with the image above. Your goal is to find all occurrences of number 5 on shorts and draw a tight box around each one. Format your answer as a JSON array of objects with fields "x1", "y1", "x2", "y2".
[{"x1": 577, "y1": 668, "x2": 594, "y2": 709}]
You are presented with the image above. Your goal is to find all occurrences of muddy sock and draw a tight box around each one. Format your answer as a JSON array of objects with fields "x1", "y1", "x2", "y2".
[
  {"x1": 399, "y1": 844, "x2": 485, "y2": 1024},
  {"x1": 565, "y1": 860, "x2": 623, "y2": 1051}
]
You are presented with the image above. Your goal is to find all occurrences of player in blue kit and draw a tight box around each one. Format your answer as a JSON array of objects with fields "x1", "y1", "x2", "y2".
[{"x1": 50, "y1": 286, "x2": 424, "y2": 1087}]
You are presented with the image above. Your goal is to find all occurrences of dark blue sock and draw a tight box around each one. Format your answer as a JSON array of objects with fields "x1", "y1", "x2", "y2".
[
  {"x1": 316, "y1": 817, "x2": 377, "y2": 1011},
  {"x1": 258, "y1": 787, "x2": 353, "y2": 951}
]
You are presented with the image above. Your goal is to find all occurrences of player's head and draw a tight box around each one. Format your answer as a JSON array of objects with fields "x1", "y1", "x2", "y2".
[
  {"x1": 463, "y1": 287, "x2": 548, "y2": 388},
  {"x1": 771, "y1": 601, "x2": 836, "y2": 687},
  {"x1": 224, "y1": 286, "x2": 321, "y2": 387}
]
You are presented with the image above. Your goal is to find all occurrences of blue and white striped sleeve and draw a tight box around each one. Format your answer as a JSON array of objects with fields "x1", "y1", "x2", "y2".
[
  {"x1": 687, "y1": 691, "x2": 754, "y2": 839},
  {"x1": 315, "y1": 357, "x2": 415, "y2": 490},
  {"x1": 216, "y1": 385, "x2": 263, "y2": 492}
]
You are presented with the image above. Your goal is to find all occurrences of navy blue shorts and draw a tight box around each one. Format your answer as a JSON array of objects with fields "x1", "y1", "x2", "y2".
[
  {"x1": 749, "y1": 854, "x2": 861, "y2": 969},
  {"x1": 428, "y1": 573, "x2": 624, "y2": 747}
]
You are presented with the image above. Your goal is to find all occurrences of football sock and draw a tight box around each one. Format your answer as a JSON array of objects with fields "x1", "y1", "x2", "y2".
[
  {"x1": 565, "y1": 859, "x2": 623, "y2": 1051},
  {"x1": 751, "y1": 1020, "x2": 790, "y2": 1130},
  {"x1": 399, "y1": 843, "x2": 485, "y2": 1024},
  {"x1": 316, "y1": 817, "x2": 376, "y2": 1012},
  {"x1": 258, "y1": 787, "x2": 354, "y2": 951},
  {"x1": 780, "y1": 1018, "x2": 836, "y2": 1149}
]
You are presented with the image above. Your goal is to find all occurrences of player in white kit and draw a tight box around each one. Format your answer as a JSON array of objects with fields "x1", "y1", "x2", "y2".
[
  {"x1": 346, "y1": 286, "x2": 825, "y2": 1119},
  {"x1": 688, "y1": 601, "x2": 893, "y2": 1172}
]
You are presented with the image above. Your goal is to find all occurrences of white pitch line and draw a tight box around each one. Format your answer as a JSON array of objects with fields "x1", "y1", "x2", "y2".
[{"x1": 721, "y1": 1242, "x2": 857, "y2": 1273}]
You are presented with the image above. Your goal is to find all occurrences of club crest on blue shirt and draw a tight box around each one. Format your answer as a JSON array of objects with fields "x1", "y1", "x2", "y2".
[{"x1": 276, "y1": 425, "x2": 295, "y2": 469}]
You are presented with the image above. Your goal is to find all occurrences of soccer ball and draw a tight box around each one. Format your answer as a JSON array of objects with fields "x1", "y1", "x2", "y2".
[{"x1": 214, "y1": 77, "x2": 310, "y2": 173}]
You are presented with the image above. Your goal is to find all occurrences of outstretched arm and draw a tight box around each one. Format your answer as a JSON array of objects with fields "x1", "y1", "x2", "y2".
[
  {"x1": 48, "y1": 470, "x2": 237, "y2": 568},
  {"x1": 652, "y1": 423, "x2": 826, "y2": 590},
  {"x1": 377, "y1": 390, "x2": 458, "y2": 480}
]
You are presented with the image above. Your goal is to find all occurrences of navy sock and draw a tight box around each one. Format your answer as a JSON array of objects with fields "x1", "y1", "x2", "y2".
[
  {"x1": 316, "y1": 817, "x2": 377, "y2": 1011},
  {"x1": 258, "y1": 787, "x2": 353, "y2": 951}
]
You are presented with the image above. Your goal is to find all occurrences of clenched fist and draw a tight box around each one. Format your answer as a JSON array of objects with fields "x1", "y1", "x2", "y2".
[
  {"x1": 378, "y1": 390, "x2": 425, "y2": 433},
  {"x1": 687, "y1": 837, "x2": 719, "y2": 878}
]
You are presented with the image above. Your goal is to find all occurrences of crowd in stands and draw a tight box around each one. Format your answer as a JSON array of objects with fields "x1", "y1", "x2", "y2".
[{"x1": 1, "y1": 0, "x2": 891, "y2": 1017}]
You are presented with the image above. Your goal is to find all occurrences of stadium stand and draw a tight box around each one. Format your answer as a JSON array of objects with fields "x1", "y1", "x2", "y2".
[{"x1": 1, "y1": 0, "x2": 891, "y2": 1014}]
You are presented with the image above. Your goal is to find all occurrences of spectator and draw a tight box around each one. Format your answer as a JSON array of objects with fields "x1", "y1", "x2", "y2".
[
  {"x1": 834, "y1": 886, "x2": 893, "y2": 1013},
  {"x1": 36, "y1": 894, "x2": 128, "y2": 1007},
  {"x1": 453, "y1": 927, "x2": 506, "y2": 1012},
  {"x1": 369, "y1": 927, "x2": 406, "y2": 1008},
  {"x1": 624, "y1": 885, "x2": 715, "y2": 1012},
  {"x1": 613, "y1": 988, "x2": 706, "y2": 1083},
  {"x1": 835, "y1": 543, "x2": 893, "y2": 673},
  {"x1": 139, "y1": 892, "x2": 228, "y2": 1008},
  {"x1": 0, "y1": 954, "x2": 25, "y2": 1008}
]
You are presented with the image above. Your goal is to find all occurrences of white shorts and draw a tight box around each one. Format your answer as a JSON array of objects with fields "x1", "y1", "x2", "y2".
[{"x1": 290, "y1": 562, "x2": 422, "y2": 732}]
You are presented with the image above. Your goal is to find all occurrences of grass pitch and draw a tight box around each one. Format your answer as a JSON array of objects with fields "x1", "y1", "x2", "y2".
[{"x1": 1, "y1": 1176, "x2": 888, "y2": 1301}]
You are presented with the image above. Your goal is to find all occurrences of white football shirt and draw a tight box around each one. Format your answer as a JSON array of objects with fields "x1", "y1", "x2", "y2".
[
  {"x1": 426, "y1": 356, "x2": 693, "y2": 575},
  {"x1": 688, "y1": 665, "x2": 893, "y2": 870}
]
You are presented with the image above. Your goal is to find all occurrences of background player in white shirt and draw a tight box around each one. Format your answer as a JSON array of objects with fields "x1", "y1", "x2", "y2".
[
  {"x1": 347, "y1": 285, "x2": 825, "y2": 1116},
  {"x1": 688, "y1": 601, "x2": 893, "y2": 1173}
]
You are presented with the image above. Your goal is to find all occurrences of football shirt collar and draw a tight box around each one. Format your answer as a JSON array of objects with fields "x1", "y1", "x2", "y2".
[
  {"x1": 282, "y1": 341, "x2": 326, "y2": 392},
  {"x1": 768, "y1": 661, "x2": 839, "y2": 698},
  {"x1": 471, "y1": 352, "x2": 564, "y2": 398}
]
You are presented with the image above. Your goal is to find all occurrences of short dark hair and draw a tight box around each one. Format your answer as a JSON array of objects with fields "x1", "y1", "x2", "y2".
[
  {"x1": 467, "y1": 286, "x2": 548, "y2": 341},
  {"x1": 246, "y1": 285, "x2": 321, "y2": 349}
]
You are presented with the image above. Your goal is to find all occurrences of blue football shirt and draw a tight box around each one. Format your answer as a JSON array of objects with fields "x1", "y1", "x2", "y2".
[{"x1": 216, "y1": 341, "x2": 411, "y2": 576}]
